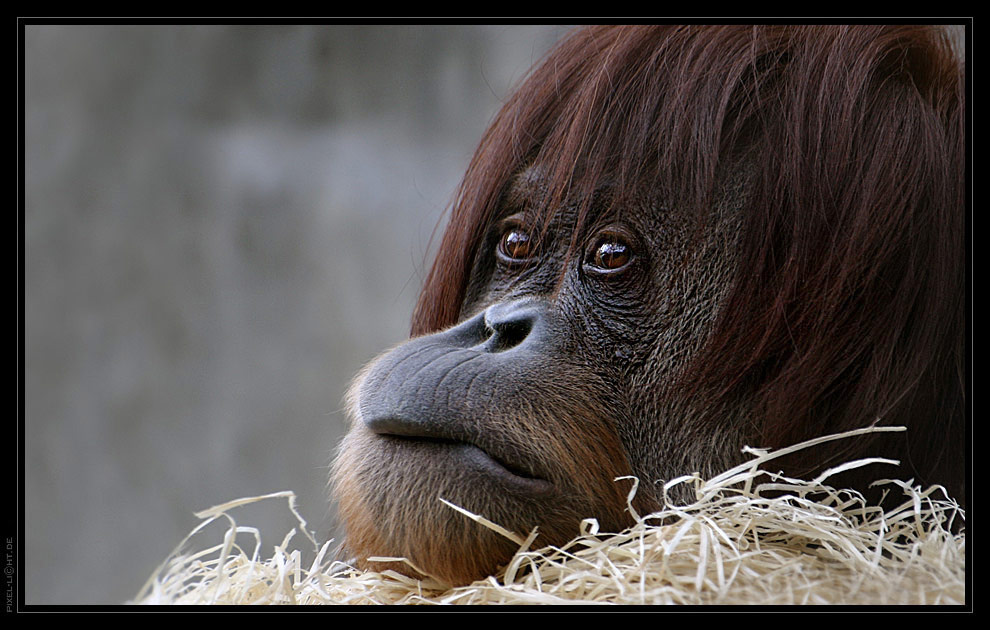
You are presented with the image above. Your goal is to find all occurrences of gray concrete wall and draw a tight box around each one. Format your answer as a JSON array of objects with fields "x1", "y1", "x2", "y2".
[{"x1": 23, "y1": 24, "x2": 570, "y2": 605}]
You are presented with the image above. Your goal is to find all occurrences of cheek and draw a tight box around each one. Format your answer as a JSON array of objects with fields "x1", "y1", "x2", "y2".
[
  {"x1": 608, "y1": 252, "x2": 747, "y2": 494},
  {"x1": 559, "y1": 267, "x2": 657, "y2": 378},
  {"x1": 645, "y1": 249, "x2": 739, "y2": 375}
]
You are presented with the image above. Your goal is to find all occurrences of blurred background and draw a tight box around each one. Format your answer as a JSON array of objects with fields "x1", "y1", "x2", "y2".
[{"x1": 23, "y1": 24, "x2": 571, "y2": 605}]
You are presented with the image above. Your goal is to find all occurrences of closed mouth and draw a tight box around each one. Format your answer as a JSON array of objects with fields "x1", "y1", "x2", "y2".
[{"x1": 370, "y1": 427, "x2": 552, "y2": 493}]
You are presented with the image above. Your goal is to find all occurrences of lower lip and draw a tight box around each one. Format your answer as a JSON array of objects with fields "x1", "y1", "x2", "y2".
[{"x1": 381, "y1": 435, "x2": 554, "y2": 495}]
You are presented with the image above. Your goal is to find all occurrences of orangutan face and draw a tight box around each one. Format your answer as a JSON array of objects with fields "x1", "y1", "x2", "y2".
[{"x1": 332, "y1": 165, "x2": 749, "y2": 585}]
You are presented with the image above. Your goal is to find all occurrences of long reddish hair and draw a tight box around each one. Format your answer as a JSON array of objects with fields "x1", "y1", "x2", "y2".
[{"x1": 412, "y1": 25, "x2": 966, "y2": 497}]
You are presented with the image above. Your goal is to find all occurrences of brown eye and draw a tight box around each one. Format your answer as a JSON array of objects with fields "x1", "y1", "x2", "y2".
[
  {"x1": 498, "y1": 227, "x2": 534, "y2": 261},
  {"x1": 589, "y1": 235, "x2": 632, "y2": 271}
]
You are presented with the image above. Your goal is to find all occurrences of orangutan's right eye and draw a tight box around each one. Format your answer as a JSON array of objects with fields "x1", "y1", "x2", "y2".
[{"x1": 497, "y1": 226, "x2": 535, "y2": 262}]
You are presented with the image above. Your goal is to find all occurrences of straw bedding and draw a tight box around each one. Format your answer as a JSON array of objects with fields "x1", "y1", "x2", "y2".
[{"x1": 133, "y1": 427, "x2": 966, "y2": 605}]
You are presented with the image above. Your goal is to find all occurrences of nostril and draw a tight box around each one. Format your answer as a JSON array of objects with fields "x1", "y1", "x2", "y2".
[
  {"x1": 482, "y1": 300, "x2": 541, "y2": 353},
  {"x1": 485, "y1": 318, "x2": 533, "y2": 352}
]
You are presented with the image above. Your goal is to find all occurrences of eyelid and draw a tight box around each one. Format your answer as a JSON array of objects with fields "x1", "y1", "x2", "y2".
[{"x1": 495, "y1": 211, "x2": 533, "y2": 232}]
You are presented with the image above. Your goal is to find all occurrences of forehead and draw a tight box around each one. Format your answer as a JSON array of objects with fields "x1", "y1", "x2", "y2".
[
  {"x1": 502, "y1": 165, "x2": 552, "y2": 210},
  {"x1": 502, "y1": 164, "x2": 719, "y2": 237},
  {"x1": 494, "y1": 134, "x2": 757, "y2": 254},
  {"x1": 501, "y1": 164, "x2": 627, "y2": 227}
]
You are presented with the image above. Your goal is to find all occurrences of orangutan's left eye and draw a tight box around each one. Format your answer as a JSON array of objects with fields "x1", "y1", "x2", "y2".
[{"x1": 586, "y1": 232, "x2": 634, "y2": 274}]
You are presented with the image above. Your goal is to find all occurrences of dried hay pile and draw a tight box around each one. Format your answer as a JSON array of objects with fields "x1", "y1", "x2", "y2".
[{"x1": 133, "y1": 427, "x2": 966, "y2": 606}]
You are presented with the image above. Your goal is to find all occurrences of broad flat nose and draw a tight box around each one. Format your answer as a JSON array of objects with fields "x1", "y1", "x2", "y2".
[{"x1": 356, "y1": 298, "x2": 550, "y2": 436}]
